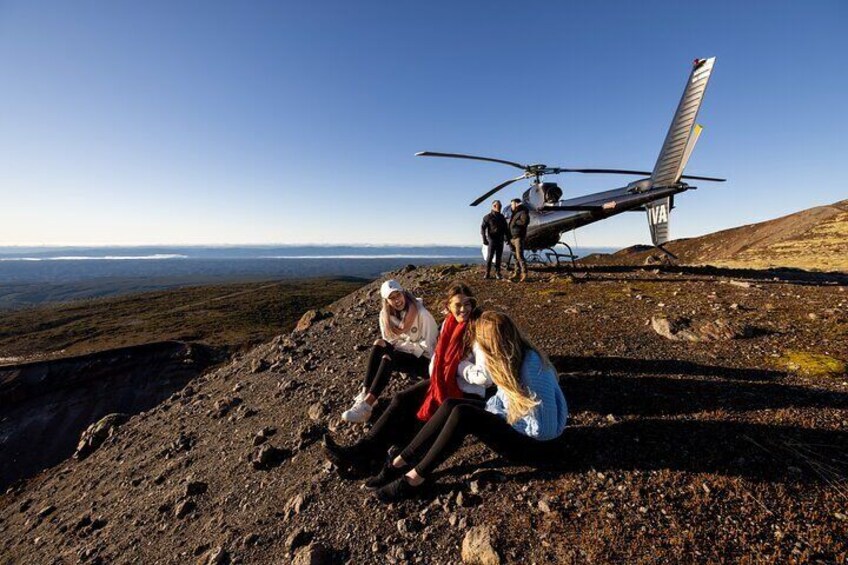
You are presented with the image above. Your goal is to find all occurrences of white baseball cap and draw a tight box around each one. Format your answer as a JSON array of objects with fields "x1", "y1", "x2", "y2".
[{"x1": 380, "y1": 279, "x2": 404, "y2": 299}]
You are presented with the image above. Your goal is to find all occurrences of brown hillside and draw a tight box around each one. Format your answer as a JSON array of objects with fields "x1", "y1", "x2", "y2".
[{"x1": 588, "y1": 199, "x2": 848, "y2": 272}]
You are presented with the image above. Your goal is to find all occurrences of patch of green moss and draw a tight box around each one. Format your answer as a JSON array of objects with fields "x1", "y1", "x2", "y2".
[
  {"x1": 538, "y1": 289, "x2": 568, "y2": 297},
  {"x1": 779, "y1": 350, "x2": 847, "y2": 378}
]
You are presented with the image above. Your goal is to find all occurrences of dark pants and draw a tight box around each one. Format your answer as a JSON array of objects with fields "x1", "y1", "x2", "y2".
[
  {"x1": 363, "y1": 342, "x2": 429, "y2": 398},
  {"x1": 485, "y1": 238, "x2": 504, "y2": 276},
  {"x1": 510, "y1": 237, "x2": 527, "y2": 276},
  {"x1": 400, "y1": 398, "x2": 552, "y2": 477},
  {"x1": 357, "y1": 380, "x2": 431, "y2": 456}
]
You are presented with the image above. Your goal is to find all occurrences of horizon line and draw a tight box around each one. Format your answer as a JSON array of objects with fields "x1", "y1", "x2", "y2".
[{"x1": 0, "y1": 242, "x2": 624, "y2": 249}]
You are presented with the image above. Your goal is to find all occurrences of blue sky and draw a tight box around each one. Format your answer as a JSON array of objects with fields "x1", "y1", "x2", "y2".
[{"x1": 1, "y1": 1, "x2": 845, "y2": 247}]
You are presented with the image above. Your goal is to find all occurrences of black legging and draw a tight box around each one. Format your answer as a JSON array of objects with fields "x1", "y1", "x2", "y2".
[
  {"x1": 356, "y1": 379, "x2": 431, "y2": 456},
  {"x1": 363, "y1": 342, "x2": 429, "y2": 398},
  {"x1": 399, "y1": 398, "x2": 554, "y2": 477}
]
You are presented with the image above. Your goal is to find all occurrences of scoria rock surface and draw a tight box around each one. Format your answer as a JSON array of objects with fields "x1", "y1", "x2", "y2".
[{"x1": 1, "y1": 264, "x2": 847, "y2": 563}]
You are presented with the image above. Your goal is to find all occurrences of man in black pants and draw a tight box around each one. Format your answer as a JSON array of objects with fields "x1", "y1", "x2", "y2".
[
  {"x1": 480, "y1": 200, "x2": 509, "y2": 280},
  {"x1": 508, "y1": 198, "x2": 530, "y2": 282}
]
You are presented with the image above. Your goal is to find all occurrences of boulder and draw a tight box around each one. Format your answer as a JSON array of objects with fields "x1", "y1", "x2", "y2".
[
  {"x1": 651, "y1": 316, "x2": 752, "y2": 342},
  {"x1": 461, "y1": 526, "x2": 500, "y2": 564},
  {"x1": 175, "y1": 499, "x2": 196, "y2": 518},
  {"x1": 184, "y1": 480, "x2": 208, "y2": 497},
  {"x1": 284, "y1": 493, "x2": 309, "y2": 518},
  {"x1": 307, "y1": 403, "x2": 326, "y2": 422},
  {"x1": 292, "y1": 542, "x2": 333, "y2": 565},
  {"x1": 295, "y1": 310, "x2": 331, "y2": 333},
  {"x1": 202, "y1": 547, "x2": 229, "y2": 565},
  {"x1": 74, "y1": 413, "x2": 129, "y2": 460},
  {"x1": 285, "y1": 527, "x2": 313, "y2": 552},
  {"x1": 250, "y1": 358, "x2": 269, "y2": 373},
  {"x1": 252, "y1": 444, "x2": 291, "y2": 470}
]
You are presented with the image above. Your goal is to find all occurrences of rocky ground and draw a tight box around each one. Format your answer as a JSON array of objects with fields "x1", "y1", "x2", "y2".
[{"x1": 1, "y1": 263, "x2": 846, "y2": 564}]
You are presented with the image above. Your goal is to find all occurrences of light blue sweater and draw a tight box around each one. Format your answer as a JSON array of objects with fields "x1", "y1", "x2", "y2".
[{"x1": 485, "y1": 350, "x2": 568, "y2": 441}]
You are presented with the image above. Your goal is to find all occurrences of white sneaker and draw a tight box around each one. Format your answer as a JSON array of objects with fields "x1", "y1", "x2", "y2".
[
  {"x1": 342, "y1": 399, "x2": 373, "y2": 423},
  {"x1": 353, "y1": 388, "x2": 367, "y2": 404}
]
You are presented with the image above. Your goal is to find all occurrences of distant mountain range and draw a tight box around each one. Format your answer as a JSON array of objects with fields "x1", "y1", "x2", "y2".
[{"x1": 588, "y1": 199, "x2": 848, "y2": 272}]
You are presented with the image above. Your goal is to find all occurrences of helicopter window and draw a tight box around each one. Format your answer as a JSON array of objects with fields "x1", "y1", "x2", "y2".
[{"x1": 542, "y1": 183, "x2": 563, "y2": 204}]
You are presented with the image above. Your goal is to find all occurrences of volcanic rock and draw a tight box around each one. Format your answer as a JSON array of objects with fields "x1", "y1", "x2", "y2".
[
  {"x1": 184, "y1": 480, "x2": 208, "y2": 497},
  {"x1": 295, "y1": 310, "x2": 331, "y2": 333},
  {"x1": 74, "y1": 413, "x2": 129, "y2": 460},
  {"x1": 251, "y1": 444, "x2": 290, "y2": 470},
  {"x1": 307, "y1": 402, "x2": 326, "y2": 421},
  {"x1": 461, "y1": 526, "x2": 500, "y2": 565},
  {"x1": 202, "y1": 546, "x2": 229, "y2": 565},
  {"x1": 250, "y1": 358, "x2": 269, "y2": 373},
  {"x1": 651, "y1": 316, "x2": 752, "y2": 342},
  {"x1": 285, "y1": 527, "x2": 313, "y2": 552},
  {"x1": 284, "y1": 493, "x2": 309, "y2": 519},
  {"x1": 175, "y1": 500, "x2": 196, "y2": 518},
  {"x1": 292, "y1": 542, "x2": 333, "y2": 565}
]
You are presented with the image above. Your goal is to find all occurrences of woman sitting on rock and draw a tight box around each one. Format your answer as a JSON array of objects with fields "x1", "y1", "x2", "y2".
[
  {"x1": 370, "y1": 311, "x2": 568, "y2": 502},
  {"x1": 325, "y1": 283, "x2": 490, "y2": 466},
  {"x1": 341, "y1": 279, "x2": 438, "y2": 423}
]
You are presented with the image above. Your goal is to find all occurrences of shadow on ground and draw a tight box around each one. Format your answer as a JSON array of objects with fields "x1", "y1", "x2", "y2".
[
  {"x1": 544, "y1": 263, "x2": 848, "y2": 286},
  {"x1": 429, "y1": 355, "x2": 848, "y2": 490}
]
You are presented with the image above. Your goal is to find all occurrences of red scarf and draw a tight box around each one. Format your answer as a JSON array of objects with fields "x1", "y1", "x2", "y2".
[{"x1": 416, "y1": 314, "x2": 466, "y2": 421}]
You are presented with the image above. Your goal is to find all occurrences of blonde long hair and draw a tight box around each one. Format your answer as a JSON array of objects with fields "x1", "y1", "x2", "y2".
[{"x1": 473, "y1": 311, "x2": 550, "y2": 424}]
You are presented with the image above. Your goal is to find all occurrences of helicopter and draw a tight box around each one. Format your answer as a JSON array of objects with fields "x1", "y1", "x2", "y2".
[{"x1": 416, "y1": 57, "x2": 725, "y2": 267}]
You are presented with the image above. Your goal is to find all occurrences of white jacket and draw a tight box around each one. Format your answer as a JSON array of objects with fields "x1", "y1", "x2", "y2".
[
  {"x1": 457, "y1": 343, "x2": 494, "y2": 397},
  {"x1": 427, "y1": 330, "x2": 493, "y2": 398},
  {"x1": 379, "y1": 298, "x2": 438, "y2": 358}
]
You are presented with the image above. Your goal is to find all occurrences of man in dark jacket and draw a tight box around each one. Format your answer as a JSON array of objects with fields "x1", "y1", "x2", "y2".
[
  {"x1": 508, "y1": 198, "x2": 530, "y2": 281},
  {"x1": 481, "y1": 200, "x2": 509, "y2": 279}
]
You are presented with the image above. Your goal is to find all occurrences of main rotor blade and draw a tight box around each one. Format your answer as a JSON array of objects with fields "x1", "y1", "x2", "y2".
[
  {"x1": 550, "y1": 168, "x2": 726, "y2": 182},
  {"x1": 552, "y1": 168, "x2": 653, "y2": 175},
  {"x1": 416, "y1": 151, "x2": 527, "y2": 171},
  {"x1": 469, "y1": 175, "x2": 527, "y2": 207}
]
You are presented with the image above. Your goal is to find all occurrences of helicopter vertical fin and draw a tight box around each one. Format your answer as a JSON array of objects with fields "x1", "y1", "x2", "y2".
[
  {"x1": 651, "y1": 58, "x2": 716, "y2": 188},
  {"x1": 646, "y1": 197, "x2": 670, "y2": 246}
]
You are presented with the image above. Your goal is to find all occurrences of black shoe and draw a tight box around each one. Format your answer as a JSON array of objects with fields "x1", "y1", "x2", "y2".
[
  {"x1": 484, "y1": 274, "x2": 492, "y2": 280},
  {"x1": 374, "y1": 476, "x2": 422, "y2": 503},
  {"x1": 364, "y1": 452, "x2": 408, "y2": 490},
  {"x1": 495, "y1": 273, "x2": 503, "y2": 280},
  {"x1": 322, "y1": 434, "x2": 371, "y2": 469}
]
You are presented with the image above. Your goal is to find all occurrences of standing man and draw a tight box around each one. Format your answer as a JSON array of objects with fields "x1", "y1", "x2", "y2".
[
  {"x1": 481, "y1": 200, "x2": 509, "y2": 279},
  {"x1": 508, "y1": 198, "x2": 529, "y2": 282}
]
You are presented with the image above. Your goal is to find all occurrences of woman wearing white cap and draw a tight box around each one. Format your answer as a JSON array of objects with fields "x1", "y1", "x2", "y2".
[{"x1": 341, "y1": 279, "x2": 438, "y2": 423}]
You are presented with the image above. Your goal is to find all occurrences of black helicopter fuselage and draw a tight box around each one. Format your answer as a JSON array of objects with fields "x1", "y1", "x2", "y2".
[{"x1": 520, "y1": 182, "x2": 691, "y2": 250}]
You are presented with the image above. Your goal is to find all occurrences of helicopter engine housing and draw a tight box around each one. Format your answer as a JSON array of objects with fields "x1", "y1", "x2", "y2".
[
  {"x1": 524, "y1": 182, "x2": 564, "y2": 210},
  {"x1": 626, "y1": 179, "x2": 653, "y2": 193}
]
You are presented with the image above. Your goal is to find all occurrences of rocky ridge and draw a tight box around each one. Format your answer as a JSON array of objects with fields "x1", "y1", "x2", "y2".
[
  {"x1": 583, "y1": 198, "x2": 848, "y2": 273},
  {"x1": 1, "y1": 263, "x2": 847, "y2": 563}
]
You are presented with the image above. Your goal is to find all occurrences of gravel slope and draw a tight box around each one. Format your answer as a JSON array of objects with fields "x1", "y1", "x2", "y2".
[{"x1": 1, "y1": 264, "x2": 846, "y2": 564}]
